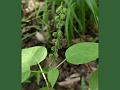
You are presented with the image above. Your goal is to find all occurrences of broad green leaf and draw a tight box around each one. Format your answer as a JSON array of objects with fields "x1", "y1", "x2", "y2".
[
  {"x1": 21, "y1": 46, "x2": 47, "y2": 83},
  {"x1": 65, "y1": 42, "x2": 98, "y2": 64},
  {"x1": 89, "y1": 70, "x2": 98, "y2": 90},
  {"x1": 48, "y1": 68, "x2": 59, "y2": 87},
  {"x1": 22, "y1": 46, "x2": 47, "y2": 66}
]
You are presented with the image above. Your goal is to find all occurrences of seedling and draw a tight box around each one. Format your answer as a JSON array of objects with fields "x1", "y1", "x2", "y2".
[
  {"x1": 22, "y1": 46, "x2": 59, "y2": 89},
  {"x1": 48, "y1": 42, "x2": 98, "y2": 88},
  {"x1": 22, "y1": 42, "x2": 98, "y2": 89}
]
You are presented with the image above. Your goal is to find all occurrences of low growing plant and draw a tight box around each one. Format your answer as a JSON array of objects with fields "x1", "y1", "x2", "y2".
[
  {"x1": 48, "y1": 42, "x2": 98, "y2": 89},
  {"x1": 50, "y1": 3, "x2": 67, "y2": 62},
  {"x1": 22, "y1": 42, "x2": 98, "y2": 89},
  {"x1": 22, "y1": 46, "x2": 48, "y2": 85}
]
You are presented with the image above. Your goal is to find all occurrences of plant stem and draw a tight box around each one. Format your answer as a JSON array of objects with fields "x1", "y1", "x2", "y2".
[
  {"x1": 31, "y1": 70, "x2": 40, "y2": 73},
  {"x1": 38, "y1": 64, "x2": 49, "y2": 87},
  {"x1": 55, "y1": 59, "x2": 66, "y2": 69}
]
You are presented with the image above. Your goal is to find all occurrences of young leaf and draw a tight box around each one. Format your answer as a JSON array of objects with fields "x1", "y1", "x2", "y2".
[
  {"x1": 89, "y1": 70, "x2": 98, "y2": 90},
  {"x1": 22, "y1": 46, "x2": 47, "y2": 66},
  {"x1": 48, "y1": 68, "x2": 59, "y2": 87},
  {"x1": 65, "y1": 42, "x2": 98, "y2": 64}
]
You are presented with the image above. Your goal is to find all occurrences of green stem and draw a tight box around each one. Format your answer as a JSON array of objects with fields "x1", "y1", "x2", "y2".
[{"x1": 55, "y1": 59, "x2": 66, "y2": 69}]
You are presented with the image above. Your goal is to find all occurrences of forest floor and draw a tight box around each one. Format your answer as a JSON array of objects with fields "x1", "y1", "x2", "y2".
[{"x1": 22, "y1": 0, "x2": 99, "y2": 90}]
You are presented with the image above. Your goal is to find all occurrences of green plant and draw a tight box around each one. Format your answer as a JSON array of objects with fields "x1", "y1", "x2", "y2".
[
  {"x1": 21, "y1": 0, "x2": 99, "y2": 89},
  {"x1": 50, "y1": 3, "x2": 67, "y2": 61},
  {"x1": 22, "y1": 46, "x2": 48, "y2": 84},
  {"x1": 64, "y1": 0, "x2": 99, "y2": 46},
  {"x1": 43, "y1": 0, "x2": 51, "y2": 39},
  {"x1": 64, "y1": 42, "x2": 98, "y2": 90},
  {"x1": 22, "y1": 42, "x2": 98, "y2": 89},
  {"x1": 22, "y1": 46, "x2": 59, "y2": 89},
  {"x1": 48, "y1": 42, "x2": 98, "y2": 88},
  {"x1": 64, "y1": 0, "x2": 77, "y2": 46},
  {"x1": 44, "y1": 4, "x2": 67, "y2": 88},
  {"x1": 85, "y1": 0, "x2": 99, "y2": 25},
  {"x1": 65, "y1": 42, "x2": 98, "y2": 64}
]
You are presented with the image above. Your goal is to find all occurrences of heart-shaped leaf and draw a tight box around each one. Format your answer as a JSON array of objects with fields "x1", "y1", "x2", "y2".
[
  {"x1": 21, "y1": 46, "x2": 47, "y2": 83},
  {"x1": 65, "y1": 42, "x2": 98, "y2": 64},
  {"x1": 89, "y1": 70, "x2": 98, "y2": 90},
  {"x1": 48, "y1": 68, "x2": 59, "y2": 87},
  {"x1": 22, "y1": 46, "x2": 47, "y2": 66}
]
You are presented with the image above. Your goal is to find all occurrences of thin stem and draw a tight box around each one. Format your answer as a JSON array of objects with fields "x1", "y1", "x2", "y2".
[
  {"x1": 31, "y1": 70, "x2": 40, "y2": 73},
  {"x1": 31, "y1": 70, "x2": 47, "y2": 74},
  {"x1": 38, "y1": 64, "x2": 49, "y2": 87},
  {"x1": 55, "y1": 59, "x2": 66, "y2": 69}
]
